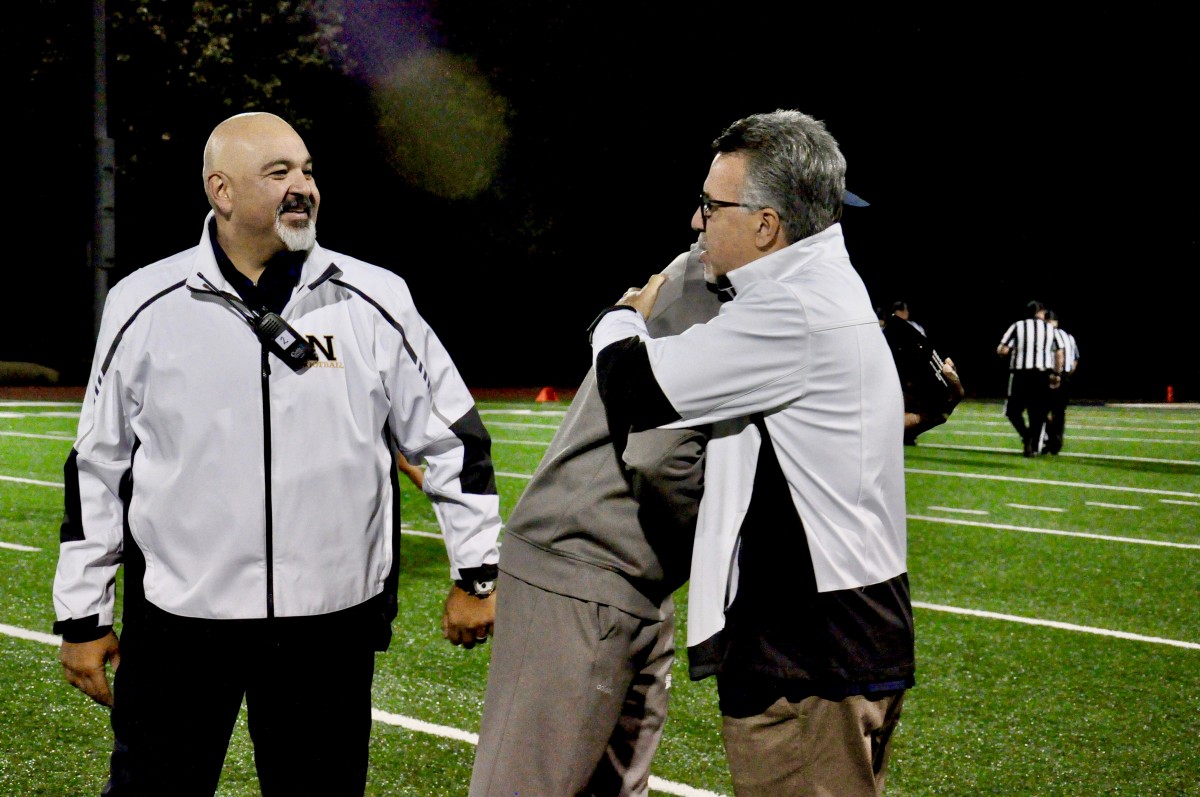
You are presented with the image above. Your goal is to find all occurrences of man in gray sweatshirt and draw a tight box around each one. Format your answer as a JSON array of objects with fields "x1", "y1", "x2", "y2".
[{"x1": 468, "y1": 243, "x2": 720, "y2": 797}]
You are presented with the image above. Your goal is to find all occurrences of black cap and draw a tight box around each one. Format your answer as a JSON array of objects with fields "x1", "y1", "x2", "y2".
[{"x1": 844, "y1": 190, "x2": 870, "y2": 207}]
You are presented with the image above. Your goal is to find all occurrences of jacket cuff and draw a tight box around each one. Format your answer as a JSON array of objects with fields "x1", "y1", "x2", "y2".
[
  {"x1": 52, "y1": 615, "x2": 114, "y2": 643},
  {"x1": 456, "y1": 563, "x2": 498, "y2": 584}
]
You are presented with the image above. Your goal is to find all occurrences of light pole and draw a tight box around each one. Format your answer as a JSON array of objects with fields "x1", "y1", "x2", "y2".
[{"x1": 93, "y1": 0, "x2": 115, "y2": 343}]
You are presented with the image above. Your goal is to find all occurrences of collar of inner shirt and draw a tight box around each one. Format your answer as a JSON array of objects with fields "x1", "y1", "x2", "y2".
[{"x1": 209, "y1": 219, "x2": 305, "y2": 316}]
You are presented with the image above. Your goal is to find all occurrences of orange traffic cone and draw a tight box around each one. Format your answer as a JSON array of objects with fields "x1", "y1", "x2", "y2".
[{"x1": 535, "y1": 386, "x2": 559, "y2": 402}]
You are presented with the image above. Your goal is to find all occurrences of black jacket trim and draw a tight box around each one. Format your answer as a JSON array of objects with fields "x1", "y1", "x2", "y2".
[{"x1": 52, "y1": 615, "x2": 113, "y2": 643}]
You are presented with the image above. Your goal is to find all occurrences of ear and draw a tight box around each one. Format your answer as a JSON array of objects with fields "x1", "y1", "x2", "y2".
[
  {"x1": 206, "y1": 172, "x2": 233, "y2": 216},
  {"x1": 754, "y1": 207, "x2": 784, "y2": 248}
]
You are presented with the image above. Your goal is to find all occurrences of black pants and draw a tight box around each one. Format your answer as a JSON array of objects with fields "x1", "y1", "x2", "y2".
[
  {"x1": 1006, "y1": 370, "x2": 1051, "y2": 454},
  {"x1": 1044, "y1": 374, "x2": 1070, "y2": 453},
  {"x1": 103, "y1": 601, "x2": 378, "y2": 797}
]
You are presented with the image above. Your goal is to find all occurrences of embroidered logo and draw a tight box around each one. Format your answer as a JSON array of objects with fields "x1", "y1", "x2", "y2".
[{"x1": 305, "y1": 335, "x2": 344, "y2": 369}]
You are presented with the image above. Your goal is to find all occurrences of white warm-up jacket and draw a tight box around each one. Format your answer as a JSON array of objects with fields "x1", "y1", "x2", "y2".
[
  {"x1": 53, "y1": 214, "x2": 501, "y2": 633},
  {"x1": 591, "y1": 224, "x2": 912, "y2": 684}
]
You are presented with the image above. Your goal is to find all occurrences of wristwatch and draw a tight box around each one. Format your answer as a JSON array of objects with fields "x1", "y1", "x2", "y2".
[{"x1": 455, "y1": 564, "x2": 498, "y2": 598}]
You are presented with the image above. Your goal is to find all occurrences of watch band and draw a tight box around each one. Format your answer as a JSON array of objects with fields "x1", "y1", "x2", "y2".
[{"x1": 455, "y1": 564, "x2": 498, "y2": 598}]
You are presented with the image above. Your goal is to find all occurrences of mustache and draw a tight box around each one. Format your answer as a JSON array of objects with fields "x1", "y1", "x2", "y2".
[{"x1": 278, "y1": 195, "x2": 315, "y2": 216}]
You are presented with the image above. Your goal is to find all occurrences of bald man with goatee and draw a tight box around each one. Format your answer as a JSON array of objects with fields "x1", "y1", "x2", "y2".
[{"x1": 53, "y1": 112, "x2": 502, "y2": 796}]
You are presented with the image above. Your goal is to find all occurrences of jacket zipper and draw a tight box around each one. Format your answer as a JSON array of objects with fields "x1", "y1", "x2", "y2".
[{"x1": 261, "y1": 346, "x2": 275, "y2": 618}]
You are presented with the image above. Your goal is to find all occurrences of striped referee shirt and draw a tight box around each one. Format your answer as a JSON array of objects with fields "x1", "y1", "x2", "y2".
[
  {"x1": 1056, "y1": 328, "x2": 1080, "y2": 374},
  {"x1": 999, "y1": 317, "x2": 1059, "y2": 371}
]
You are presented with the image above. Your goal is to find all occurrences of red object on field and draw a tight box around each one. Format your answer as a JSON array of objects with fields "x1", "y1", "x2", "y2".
[
  {"x1": 535, "y1": 386, "x2": 559, "y2": 402},
  {"x1": 1167, "y1": 385, "x2": 1174, "y2": 403}
]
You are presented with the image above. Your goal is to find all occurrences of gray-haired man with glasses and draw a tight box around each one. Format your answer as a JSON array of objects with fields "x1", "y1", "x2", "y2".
[{"x1": 590, "y1": 109, "x2": 913, "y2": 797}]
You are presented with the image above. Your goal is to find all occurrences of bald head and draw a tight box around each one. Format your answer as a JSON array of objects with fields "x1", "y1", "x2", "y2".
[
  {"x1": 203, "y1": 113, "x2": 303, "y2": 204},
  {"x1": 202, "y1": 112, "x2": 320, "y2": 271}
]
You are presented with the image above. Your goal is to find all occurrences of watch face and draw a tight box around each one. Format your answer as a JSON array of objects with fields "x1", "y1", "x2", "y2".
[{"x1": 473, "y1": 579, "x2": 496, "y2": 596}]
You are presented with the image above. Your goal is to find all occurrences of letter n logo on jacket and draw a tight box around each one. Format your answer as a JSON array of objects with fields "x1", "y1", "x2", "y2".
[{"x1": 307, "y1": 335, "x2": 337, "y2": 362}]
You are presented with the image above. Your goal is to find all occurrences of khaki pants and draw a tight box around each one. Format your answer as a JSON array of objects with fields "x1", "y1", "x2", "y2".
[
  {"x1": 722, "y1": 691, "x2": 905, "y2": 797},
  {"x1": 468, "y1": 573, "x2": 675, "y2": 797}
]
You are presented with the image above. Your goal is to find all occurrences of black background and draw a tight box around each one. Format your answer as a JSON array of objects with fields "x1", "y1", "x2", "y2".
[{"x1": 11, "y1": 4, "x2": 1198, "y2": 401}]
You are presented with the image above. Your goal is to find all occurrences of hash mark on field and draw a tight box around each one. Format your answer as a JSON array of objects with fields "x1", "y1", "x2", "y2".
[
  {"x1": 1085, "y1": 501, "x2": 1143, "y2": 510},
  {"x1": 1007, "y1": 504, "x2": 1065, "y2": 512},
  {"x1": 927, "y1": 506, "x2": 988, "y2": 515},
  {"x1": 1160, "y1": 499, "x2": 1200, "y2": 506}
]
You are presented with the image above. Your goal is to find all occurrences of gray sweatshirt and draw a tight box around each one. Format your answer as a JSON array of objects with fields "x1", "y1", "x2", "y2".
[{"x1": 498, "y1": 245, "x2": 721, "y2": 620}]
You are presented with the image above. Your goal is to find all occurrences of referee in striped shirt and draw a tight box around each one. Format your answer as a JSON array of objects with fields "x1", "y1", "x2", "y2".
[
  {"x1": 996, "y1": 300, "x2": 1064, "y2": 457},
  {"x1": 1042, "y1": 309, "x2": 1079, "y2": 454}
]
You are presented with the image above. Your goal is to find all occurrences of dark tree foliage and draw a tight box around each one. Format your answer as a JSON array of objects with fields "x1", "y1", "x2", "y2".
[
  {"x1": 13, "y1": 1, "x2": 365, "y2": 377},
  {"x1": 107, "y1": 1, "x2": 352, "y2": 167},
  {"x1": 103, "y1": 2, "x2": 364, "y2": 273}
]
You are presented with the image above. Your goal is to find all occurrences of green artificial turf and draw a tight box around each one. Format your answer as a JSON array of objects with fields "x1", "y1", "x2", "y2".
[{"x1": 2, "y1": 397, "x2": 1197, "y2": 796}]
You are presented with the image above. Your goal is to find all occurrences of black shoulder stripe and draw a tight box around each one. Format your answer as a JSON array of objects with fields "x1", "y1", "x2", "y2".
[
  {"x1": 96, "y1": 280, "x2": 188, "y2": 388},
  {"x1": 307, "y1": 264, "x2": 341, "y2": 290},
  {"x1": 330, "y1": 278, "x2": 429, "y2": 390},
  {"x1": 595, "y1": 337, "x2": 681, "y2": 432},
  {"x1": 448, "y1": 408, "x2": 498, "y2": 496},
  {"x1": 60, "y1": 449, "x2": 84, "y2": 543}
]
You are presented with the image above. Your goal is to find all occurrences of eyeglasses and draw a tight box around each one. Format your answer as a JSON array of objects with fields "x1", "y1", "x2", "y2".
[{"x1": 698, "y1": 194, "x2": 749, "y2": 230}]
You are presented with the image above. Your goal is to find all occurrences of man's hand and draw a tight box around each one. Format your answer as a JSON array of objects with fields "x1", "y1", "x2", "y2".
[
  {"x1": 442, "y1": 585, "x2": 495, "y2": 650},
  {"x1": 617, "y1": 273, "x2": 668, "y2": 320},
  {"x1": 60, "y1": 631, "x2": 120, "y2": 706},
  {"x1": 942, "y1": 357, "x2": 964, "y2": 394}
]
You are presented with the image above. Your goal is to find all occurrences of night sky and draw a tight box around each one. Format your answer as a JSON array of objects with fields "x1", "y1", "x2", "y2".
[{"x1": 12, "y1": 4, "x2": 1198, "y2": 401}]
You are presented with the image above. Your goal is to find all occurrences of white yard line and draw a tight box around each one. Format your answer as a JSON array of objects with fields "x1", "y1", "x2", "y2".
[
  {"x1": 0, "y1": 431, "x2": 75, "y2": 441},
  {"x1": 907, "y1": 442, "x2": 1199, "y2": 467},
  {"x1": 478, "y1": 409, "x2": 567, "y2": 417},
  {"x1": 0, "y1": 541, "x2": 41, "y2": 552},
  {"x1": 939, "y1": 429, "x2": 1200, "y2": 446},
  {"x1": 905, "y1": 468, "x2": 1200, "y2": 499},
  {"x1": 912, "y1": 602, "x2": 1200, "y2": 650},
  {"x1": 0, "y1": 622, "x2": 727, "y2": 797},
  {"x1": 909, "y1": 515, "x2": 1199, "y2": 549},
  {"x1": 484, "y1": 421, "x2": 561, "y2": 431},
  {"x1": 0, "y1": 411, "x2": 80, "y2": 419},
  {"x1": 0, "y1": 475, "x2": 64, "y2": 488},
  {"x1": 944, "y1": 419, "x2": 1200, "y2": 436}
]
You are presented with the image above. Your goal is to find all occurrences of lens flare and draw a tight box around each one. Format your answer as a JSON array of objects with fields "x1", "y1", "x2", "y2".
[{"x1": 372, "y1": 50, "x2": 510, "y2": 199}]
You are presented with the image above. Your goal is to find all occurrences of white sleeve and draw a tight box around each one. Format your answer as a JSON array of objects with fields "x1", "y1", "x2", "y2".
[
  {"x1": 53, "y1": 297, "x2": 135, "y2": 632},
  {"x1": 377, "y1": 280, "x2": 501, "y2": 578},
  {"x1": 593, "y1": 282, "x2": 811, "y2": 426}
]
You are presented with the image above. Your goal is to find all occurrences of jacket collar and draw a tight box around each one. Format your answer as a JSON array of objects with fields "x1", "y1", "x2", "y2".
[
  {"x1": 185, "y1": 211, "x2": 343, "y2": 308},
  {"x1": 725, "y1": 223, "x2": 848, "y2": 294}
]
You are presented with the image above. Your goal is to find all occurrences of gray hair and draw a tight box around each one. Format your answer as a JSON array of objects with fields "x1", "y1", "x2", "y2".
[{"x1": 712, "y1": 109, "x2": 847, "y2": 243}]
